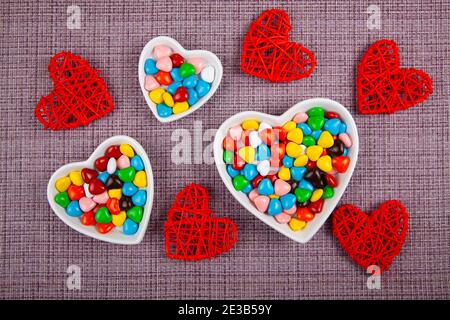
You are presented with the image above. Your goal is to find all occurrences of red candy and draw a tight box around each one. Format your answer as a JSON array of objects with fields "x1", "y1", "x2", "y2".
[
  {"x1": 308, "y1": 199, "x2": 324, "y2": 214},
  {"x1": 273, "y1": 126, "x2": 286, "y2": 142},
  {"x1": 96, "y1": 222, "x2": 114, "y2": 234},
  {"x1": 88, "y1": 178, "x2": 106, "y2": 195},
  {"x1": 252, "y1": 175, "x2": 263, "y2": 188},
  {"x1": 170, "y1": 53, "x2": 184, "y2": 67},
  {"x1": 325, "y1": 173, "x2": 337, "y2": 187},
  {"x1": 260, "y1": 128, "x2": 276, "y2": 146},
  {"x1": 241, "y1": 130, "x2": 251, "y2": 146},
  {"x1": 232, "y1": 154, "x2": 245, "y2": 170},
  {"x1": 223, "y1": 137, "x2": 236, "y2": 151},
  {"x1": 155, "y1": 71, "x2": 172, "y2": 86},
  {"x1": 306, "y1": 161, "x2": 316, "y2": 170},
  {"x1": 105, "y1": 145, "x2": 121, "y2": 159},
  {"x1": 270, "y1": 143, "x2": 286, "y2": 161},
  {"x1": 68, "y1": 185, "x2": 85, "y2": 200},
  {"x1": 297, "y1": 207, "x2": 315, "y2": 222},
  {"x1": 81, "y1": 211, "x2": 96, "y2": 225},
  {"x1": 173, "y1": 86, "x2": 188, "y2": 102},
  {"x1": 332, "y1": 156, "x2": 350, "y2": 173},
  {"x1": 106, "y1": 198, "x2": 120, "y2": 215},
  {"x1": 94, "y1": 156, "x2": 108, "y2": 172},
  {"x1": 325, "y1": 111, "x2": 340, "y2": 119},
  {"x1": 81, "y1": 168, "x2": 98, "y2": 183}
]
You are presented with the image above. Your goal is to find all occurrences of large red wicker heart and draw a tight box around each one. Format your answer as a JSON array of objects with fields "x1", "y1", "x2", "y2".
[
  {"x1": 332, "y1": 200, "x2": 408, "y2": 273},
  {"x1": 357, "y1": 40, "x2": 432, "y2": 114},
  {"x1": 164, "y1": 184, "x2": 237, "y2": 261},
  {"x1": 35, "y1": 51, "x2": 114, "y2": 130},
  {"x1": 241, "y1": 8, "x2": 316, "y2": 83}
]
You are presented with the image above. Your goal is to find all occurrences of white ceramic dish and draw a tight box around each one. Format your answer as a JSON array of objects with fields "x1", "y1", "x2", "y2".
[
  {"x1": 47, "y1": 135, "x2": 154, "y2": 245},
  {"x1": 214, "y1": 98, "x2": 359, "y2": 243},
  {"x1": 138, "y1": 36, "x2": 223, "y2": 123}
]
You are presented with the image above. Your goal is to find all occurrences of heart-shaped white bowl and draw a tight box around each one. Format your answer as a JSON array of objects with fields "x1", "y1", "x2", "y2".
[
  {"x1": 214, "y1": 98, "x2": 359, "y2": 243},
  {"x1": 47, "y1": 135, "x2": 154, "y2": 245},
  {"x1": 138, "y1": 36, "x2": 223, "y2": 123}
]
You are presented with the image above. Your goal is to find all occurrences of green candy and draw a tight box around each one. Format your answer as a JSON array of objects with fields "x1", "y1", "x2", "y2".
[
  {"x1": 295, "y1": 188, "x2": 312, "y2": 203},
  {"x1": 233, "y1": 175, "x2": 249, "y2": 191},
  {"x1": 179, "y1": 63, "x2": 196, "y2": 78},
  {"x1": 95, "y1": 207, "x2": 112, "y2": 224},
  {"x1": 117, "y1": 167, "x2": 136, "y2": 182},
  {"x1": 308, "y1": 116, "x2": 325, "y2": 131},
  {"x1": 127, "y1": 206, "x2": 143, "y2": 223},
  {"x1": 223, "y1": 150, "x2": 234, "y2": 164},
  {"x1": 302, "y1": 136, "x2": 316, "y2": 147},
  {"x1": 54, "y1": 191, "x2": 70, "y2": 208},
  {"x1": 323, "y1": 185, "x2": 334, "y2": 199},
  {"x1": 307, "y1": 106, "x2": 325, "y2": 118}
]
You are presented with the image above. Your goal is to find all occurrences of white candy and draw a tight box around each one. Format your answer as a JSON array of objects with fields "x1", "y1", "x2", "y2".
[
  {"x1": 107, "y1": 158, "x2": 117, "y2": 174},
  {"x1": 249, "y1": 131, "x2": 262, "y2": 148},
  {"x1": 200, "y1": 66, "x2": 215, "y2": 83},
  {"x1": 257, "y1": 160, "x2": 271, "y2": 176},
  {"x1": 300, "y1": 145, "x2": 306, "y2": 154},
  {"x1": 258, "y1": 122, "x2": 272, "y2": 133},
  {"x1": 83, "y1": 183, "x2": 93, "y2": 198}
]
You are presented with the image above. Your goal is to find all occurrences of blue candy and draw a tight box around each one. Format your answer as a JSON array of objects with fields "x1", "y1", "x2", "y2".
[
  {"x1": 343, "y1": 148, "x2": 349, "y2": 156},
  {"x1": 280, "y1": 193, "x2": 296, "y2": 210},
  {"x1": 311, "y1": 130, "x2": 322, "y2": 141},
  {"x1": 97, "y1": 172, "x2": 109, "y2": 184},
  {"x1": 299, "y1": 179, "x2": 314, "y2": 192},
  {"x1": 123, "y1": 218, "x2": 139, "y2": 235},
  {"x1": 290, "y1": 167, "x2": 307, "y2": 181},
  {"x1": 242, "y1": 164, "x2": 258, "y2": 181},
  {"x1": 122, "y1": 182, "x2": 138, "y2": 196},
  {"x1": 187, "y1": 88, "x2": 199, "y2": 106},
  {"x1": 132, "y1": 190, "x2": 147, "y2": 206},
  {"x1": 170, "y1": 68, "x2": 182, "y2": 82},
  {"x1": 256, "y1": 144, "x2": 271, "y2": 161},
  {"x1": 66, "y1": 201, "x2": 82, "y2": 217},
  {"x1": 339, "y1": 122, "x2": 347, "y2": 134},
  {"x1": 183, "y1": 75, "x2": 198, "y2": 89},
  {"x1": 157, "y1": 103, "x2": 173, "y2": 118},
  {"x1": 258, "y1": 178, "x2": 274, "y2": 196},
  {"x1": 227, "y1": 165, "x2": 240, "y2": 178},
  {"x1": 131, "y1": 155, "x2": 145, "y2": 171},
  {"x1": 144, "y1": 58, "x2": 158, "y2": 75},
  {"x1": 282, "y1": 156, "x2": 294, "y2": 168},
  {"x1": 195, "y1": 80, "x2": 211, "y2": 98},
  {"x1": 167, "y1": 81, "x2": 183, "y2": 95},
  {"x1": 297, "y1": 123, "x2": 312, "y2": 136},
  {"x1": 268, "y1": 198, "x2": 282, "y2": 216},
  {"x1": 324, "y1": 118, "x2": 341, "y2": 135},
  {"x1": 242, "y1": 183, "x2": 253, "y2": 194}
]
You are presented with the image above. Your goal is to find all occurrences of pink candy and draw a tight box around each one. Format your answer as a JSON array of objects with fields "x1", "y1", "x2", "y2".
[
  {"x1": 117, "y1": 155, "x2": 130, "y2": 169},
  {"x1": 156, "y1": 56, "x2": 173, "y2": 72},
  {"x1": 187, "y1": 57, "x2": 206, "y2": 74},
  {"x1": 144, "y1": 75, "x2": 159, "y2": 91},
  {"x1": 153, "y1": 45, "x2": 172, "y2": 59}
]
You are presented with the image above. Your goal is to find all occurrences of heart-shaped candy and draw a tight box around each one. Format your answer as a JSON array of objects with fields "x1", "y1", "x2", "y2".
[
  {"x1": 139, "y1": 36, "x2": 223, "y2": 123},
  {"x1": 332, "y1": 200, "x2": 409, "y2": 272},
  {"x1": 214, "y1": 98, "x2": 359, "y2": 243},
  {"x1": 47, "y1": 136, "x2": 154, "y2": 245},
  {"x1": 357, "y1": 39, "x2": 432, "y2": 114}
]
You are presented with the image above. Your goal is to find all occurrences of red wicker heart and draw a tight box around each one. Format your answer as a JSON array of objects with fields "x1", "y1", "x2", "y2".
[
  {"x1": 332, "y1": 200, "x2": 408, "y2": 273},
  {"x1": 164, "y1": 184, "x2": 237, "y2": 261},
  {"x1": 357, "y1": 39, "x2": 432, "y2": 114},
  {"x1": 241, "y1": 8, "x2": 316, "y2": 83},
  {"x1": 35, "y1": 51, "x2": 114, "y2": 130}
]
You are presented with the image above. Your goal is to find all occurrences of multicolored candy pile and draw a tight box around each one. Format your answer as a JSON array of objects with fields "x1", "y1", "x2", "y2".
[
  {"x1": 222, "y1": 107, "x2": 352, "y2": 231},
  {"x1": 53, "y1": 144, "x2": 148, "y2": 235},
  {"x1": 143, "y1": 44, "x2": 215, "y2": 118}
]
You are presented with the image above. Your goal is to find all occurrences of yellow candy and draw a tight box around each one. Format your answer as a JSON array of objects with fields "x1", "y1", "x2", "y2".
[
  {"x1": 173, "y1": 102, "x2": 189, "y2": 114},
  {"x1": 282, "y1": 121, "x2": 297, "y2": 132},
  {"x1": 69, "y1": 171, "x2": 83, "y2": 186},
  {"x1": 112, "y1": 211, "x2": 127, "y2": 227},
  {"x1": 120, "y1": 144, "x2": 135, "y2": 158},
  {"x1": 55, "y1": 176, "x2": 71, "y2": 192},
  {"x1": 286, "y1": 142, "x2": 302, "y2": 158},
  {"x1": 163, "y1": 92, "x2": 174, "y2": 107},
  {"x1": 238, "y1": 146, "x2": 256, "y2": 163},
  {"x1": 306, "y1": 145, "x2": 323, "y2": 161},
  {"x1": 269, "y1": 194, "x2": 280, "y2": 199},
  {"x1": 317, "y1": 131, "x2": 334, "y2": 148},
  {"x1": 316, "y1": 155, "x2": 332, "y2": 172},
  {"x1": 289, "y1": 218, "x2": 307, "y2": 231},
  {"x1": 133, "y1": 171, "x2": 147, "y2": 188},
  {"x1": 294, "y1": 154, "x2": 309, "y2": 167},
  {"x1": 310, "y1": 189, "x2": 323, "y2": 202},
  {"x1": 278, "y1": 166, "x2": 291, "y2": 181},
  {"x1": 286, "y1": 128, "x2": 303, "y2": 144},
  {"x1": 108, "y1": 189, "x2": 122, "y2": 199},
  {"x1": 242, "y1": 119, "x2": 259, "y2": 130},
  {"x1": 149, "y1": 88, "x2": 165, "y2": 104}
]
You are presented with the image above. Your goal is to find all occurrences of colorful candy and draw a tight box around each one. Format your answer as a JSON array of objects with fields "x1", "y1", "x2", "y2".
[
  {"x1": 143, "y1": 44, "x2": 215, "y2": 118},
  {"x1": 54, "y1": 144, "x2": 148, "y2": 236},
  {"x1": 222, "y1": 107, "x2": 352, "y2": 232}
]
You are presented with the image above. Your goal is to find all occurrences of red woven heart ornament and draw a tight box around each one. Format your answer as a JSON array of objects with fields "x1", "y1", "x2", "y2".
[
  {"x1": 241, "y1": 8, "x2": 316, "y2": 82},
  {"x1": 164, "y1": 184, "x2": 237, "y2": 261},
  {"x1": 332, "y1": 200, "x2": 408, "y2": 273},
  {"x1": 357, "y1": 39, "x2": 432, "y2": 114},
  {"x1": 35, "y1": 51, "x2": 114, "y2": 130}
]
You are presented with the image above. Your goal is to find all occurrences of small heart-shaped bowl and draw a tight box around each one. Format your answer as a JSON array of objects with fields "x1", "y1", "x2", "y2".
[
  {"x1": 47, "y1": 136, "x2": 154, "y2": 245},
  {"x1": 139, "y1": 36, "x2": 223, "y2": 123},
  {"x1": 214, "y1": 98, "x2": 359, "y2": 243}
]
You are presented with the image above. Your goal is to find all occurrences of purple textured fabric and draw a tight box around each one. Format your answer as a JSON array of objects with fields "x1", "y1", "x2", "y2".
[{"x1": 0, "y1": 0, "x2": 449, "y2": 299}]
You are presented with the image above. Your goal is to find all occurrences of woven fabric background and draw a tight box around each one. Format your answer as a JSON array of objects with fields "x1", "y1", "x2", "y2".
[{"x1": 0, "y1": 0, "x2": 449, "y2": 299}]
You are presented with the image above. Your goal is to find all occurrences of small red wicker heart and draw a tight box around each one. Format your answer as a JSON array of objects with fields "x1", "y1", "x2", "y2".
[
  {"x1": 35, "y1": 51, "x2": 114, "y2": 130},
  {"x1": 332, "y1": 200, "x2": 408, "y2": 273},
  {"x1": 357, "y1": 40, "x2": 432, "y2": 114},
  {"x1": 164, "y1": 184, "x2": 237, "y2": 261},
  {"x1": 241, "y1": 8, "x2": 316, "y2": 83}
]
